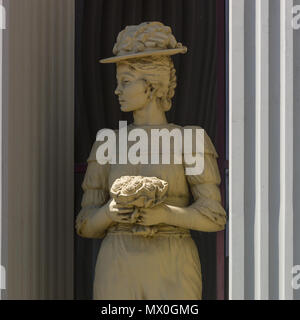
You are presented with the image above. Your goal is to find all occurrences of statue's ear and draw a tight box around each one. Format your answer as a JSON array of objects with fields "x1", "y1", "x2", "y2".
[
  {"x1": 147, "y1": 84, "x2": 157, "y2": 99},
  {"x1": 156, "y1": 88, "x2": 164, "y2": 98},
  {"x1": 149, "y1": 85, "x2": 164, "y2": 99}
]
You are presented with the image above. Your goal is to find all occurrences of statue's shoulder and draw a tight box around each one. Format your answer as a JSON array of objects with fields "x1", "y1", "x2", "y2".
[
  {"x1": 87, "y1": 127, "x2": 118, "y2": 162},
  {"x1": 180, "y1": 125, "x2": 218, "y2": 157}
]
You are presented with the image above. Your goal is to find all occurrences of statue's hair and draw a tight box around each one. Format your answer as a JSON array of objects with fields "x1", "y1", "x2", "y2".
[{"x1": 117, "y1": 56, "x2": 176, "y2": 112}]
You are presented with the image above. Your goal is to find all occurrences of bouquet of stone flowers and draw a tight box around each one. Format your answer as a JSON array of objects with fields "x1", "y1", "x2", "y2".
[{"x1": 110, "y1": 176, "x2": 168, "y2": 227}]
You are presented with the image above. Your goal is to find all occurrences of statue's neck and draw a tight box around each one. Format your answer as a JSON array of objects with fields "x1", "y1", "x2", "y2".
[{"x1": 133, "y1": 99, "x2": 168, "y2": 126}]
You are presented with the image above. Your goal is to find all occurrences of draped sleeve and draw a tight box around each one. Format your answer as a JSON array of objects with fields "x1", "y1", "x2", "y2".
[
  {"x1": 75, "y1": 140, "x2": 110, "y2": 237},
  {"x1": 184, "y1": 127, "x2": 227, "y2": 228}
]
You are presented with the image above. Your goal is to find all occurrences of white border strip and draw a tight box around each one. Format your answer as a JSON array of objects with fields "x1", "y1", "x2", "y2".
[
  {"x1": 279, "y1": 0, "x2": 294, "y2": 300},
  {"x1": 0, "y1": 0, "x2": 3, "y2": 295},
  {"x1": 0, "y1": 0, "x2": 5, "y2": 297},
  {"x1": 229, "y1": 0, "x2": 245, "y2": 300},
  {"x1": 254, "y1": 0, "x2": 269, "y2": 300}
]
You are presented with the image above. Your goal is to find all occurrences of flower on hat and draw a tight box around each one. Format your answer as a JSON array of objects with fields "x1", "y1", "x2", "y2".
[
  {"x1": 113, "y1": 21, "x2": 183, "y2": 56},
  {"x1": 100, "y1": 21, "x2": 187, "y2": 63}
]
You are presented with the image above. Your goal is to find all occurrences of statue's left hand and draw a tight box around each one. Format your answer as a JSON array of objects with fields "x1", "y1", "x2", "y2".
[
  {"x1": 106, "y1": 199, "x2": 136, "y2": 223},
  {"x1": 136, "y1": 203, "x2": 170, "y2": 226}
]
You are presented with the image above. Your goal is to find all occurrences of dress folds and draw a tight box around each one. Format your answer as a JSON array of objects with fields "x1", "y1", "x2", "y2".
[{"x1": 75, "y1": 123, "x2": 226, "y2": 300}]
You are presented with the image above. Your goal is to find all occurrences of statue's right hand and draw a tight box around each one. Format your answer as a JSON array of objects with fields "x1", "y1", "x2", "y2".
[{"x1": 105, "y1": 198, "x2": 135, "y2": 223}]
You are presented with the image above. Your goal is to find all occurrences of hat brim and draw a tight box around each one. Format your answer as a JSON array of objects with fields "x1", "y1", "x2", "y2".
[{"x1": 99, "y1": 47, "x2": 187, "y2": 64}]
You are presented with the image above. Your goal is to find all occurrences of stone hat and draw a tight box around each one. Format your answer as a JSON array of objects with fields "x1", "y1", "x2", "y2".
[{"x1": 99, "y1": 21, "x2": 187, "y2": 64}]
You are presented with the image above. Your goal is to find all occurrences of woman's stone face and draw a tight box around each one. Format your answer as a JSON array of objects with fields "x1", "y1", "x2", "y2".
[{"x1": 115, "y1": 64, "x2": 149, "y2": 112}]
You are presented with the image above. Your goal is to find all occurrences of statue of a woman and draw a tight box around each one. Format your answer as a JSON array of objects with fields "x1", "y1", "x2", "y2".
[{"x1": 75, "y1": 22, "x2": 226, "y2": 300}]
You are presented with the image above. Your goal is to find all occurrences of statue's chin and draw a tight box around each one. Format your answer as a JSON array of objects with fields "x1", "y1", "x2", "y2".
[
  {"x1": 120, "y1": 105, "x2": 142, "y2": 112},
  {"x1": 120, "y1": 105, "x2": 132, "y2": 112},
  {"x1": 120, "y1": 103, "x2": 147, "y2": 112}
]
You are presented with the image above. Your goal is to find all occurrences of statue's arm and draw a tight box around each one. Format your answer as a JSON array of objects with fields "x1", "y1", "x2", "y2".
[
  {"x1": 162, "y1": 154, "x2": 226, "y2": 232},
  {"x1": 162, "y1": 127, "x2": 227, "y2": 232},
  {"x1": 163, "y1": 192, "x2": 226, "y2": 232},
  {"x1": 76, "y1": 205, "x2": 113, "y2": 239},
  {"x1": 137, "y1": 129, "x2": 227, "y2": 231},
  {"x1": 139, "y1": 153, "x2": 226, "y2": 232},
  {"x1": 75, "y1": 160, "x2": 114, "y2": 239}
]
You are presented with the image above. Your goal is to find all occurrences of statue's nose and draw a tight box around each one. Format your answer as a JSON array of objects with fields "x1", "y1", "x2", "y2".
[{"x1": 115, "y1": 85, "x2": 121, "y2": 96}]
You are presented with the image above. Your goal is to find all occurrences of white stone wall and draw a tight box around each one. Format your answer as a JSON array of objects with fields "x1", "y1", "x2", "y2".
[
  {"x1": 293, "y1": 0, "x2": 300, "y2": 302},
  {"x1": 229, "y1": 0, "x2": 299, "y2": 300}
]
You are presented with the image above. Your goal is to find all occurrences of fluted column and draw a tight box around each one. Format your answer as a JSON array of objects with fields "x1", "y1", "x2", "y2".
[
  {"x1": 1, "y1": 0, "x2": 74, "y2": 299},
  {"x1": 229, "y1": 0, "x2": 245, "y2": 300},
  {"x1": 229, "y1": 0, "x2": 297, "y2": 300}
]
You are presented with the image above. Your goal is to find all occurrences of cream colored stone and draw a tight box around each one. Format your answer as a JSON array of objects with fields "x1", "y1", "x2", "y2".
[
  {"x1": 100, "y1": 21, "x2": 187, "y2": 63},
  {"x1": 76, "y1": 21, "x2": 226, "y2": 300}
]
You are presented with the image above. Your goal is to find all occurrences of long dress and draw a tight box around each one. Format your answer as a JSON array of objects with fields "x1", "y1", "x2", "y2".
[{"x1": 76, "y1": 123, "x2": 226, "y2": 300}]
